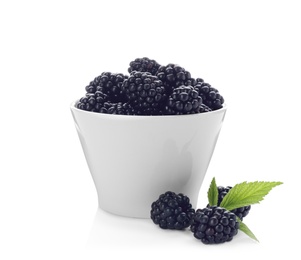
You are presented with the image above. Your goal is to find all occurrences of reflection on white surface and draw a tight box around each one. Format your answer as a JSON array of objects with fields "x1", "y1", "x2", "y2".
[
  {"x1": 87, "y1": 208, "x2": 160, "y2": 248},
  {"x1": 86, "y1": 208, "x2": 195, "y2": 249},
  {"x1": 85, "y1": 207, "x2": 251, "y2": 251}
]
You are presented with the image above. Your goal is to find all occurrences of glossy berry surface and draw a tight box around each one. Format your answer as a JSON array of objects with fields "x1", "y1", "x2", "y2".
[
  {"x1": 165, "y1": 86, "x2": 203, "y2": 115},
  {"x1": 85, "y1": 72, "x2": 128, "y2": 102},
  {"x1": 217, "y1": 186, "x2": 251, "y2": 220},
  {"x1": 75, "y1": 58, "x2": 225, "y2": 115},
  {"x1": 98, "y1": 101, "x2": 136, "y2": 115},
  {"x1": 75, "y1": 93, "x2": 136, "y2": 115},
  {"x1": 128, "y1": 57, "x2": 161, "y2": 75},
  {"x1": 194, "y1": 80, "x2": 224, "y2": 110},
  {"x1": 76, "y1": 92, "x2": 109, "y2": 112},
  {"x1": 150, "y1": 191, "x2": 195, "y2": 230},
  {"x1": 190, "y1": 206, "x2": 239, "y2": 244},
  {"x1": 199, "y1": 103, "x2": 212, "y2": 113},
  {"x1": 122, "y1": 71, "x2": 167, "y2": 114},
  {"x1": 156, "y1": 64, "x2": 194, "y2": 95}
]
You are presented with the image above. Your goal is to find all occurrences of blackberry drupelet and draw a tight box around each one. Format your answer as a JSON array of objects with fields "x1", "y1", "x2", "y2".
[
  {"x1": 156, "y1": 64, "x2": 194, "y2": 95},
  {"x1": 217, "y1": 186, "x2": 251, "y2": 220},
  {"x1": 194, "y1": 79, "x2": 224, "y2": 110},
  {"x1": 150, "y1": 191, "x2": 195, "y2": 230},
  {"x1": 85, "y1": 72, "x2": 128, "y2": 102},
  {"x1": 165, "y1": 86, "x2": 203, "y2": 115},
  {"x1": 121, "y1": 71, "x2": 167, "y2": 113},
  {"x1": 190, "y1": 206, "x2": 239, "y2": 244},
  {"x1": 128, "y1": 57, "x2": 161, "y2": 75}
]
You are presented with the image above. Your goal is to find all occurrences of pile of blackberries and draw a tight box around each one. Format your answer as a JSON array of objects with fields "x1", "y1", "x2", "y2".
[
  {"x1": 151, "y1": 187, "x2": 250, "y2": 245},
  {"x1": 75, "y1": 57, "x2": 224, "y2": 115}
]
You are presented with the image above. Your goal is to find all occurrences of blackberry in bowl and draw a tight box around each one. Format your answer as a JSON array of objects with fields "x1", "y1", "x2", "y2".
[
  {"x1": 85, "y1": 72, "x2": 128, "y2": 102},
  {"x1": 70, "y1": 58, "x2": 226, "y2": 218},
  {"x1": 194, "y1": 80, "x2": 224, "y2": 111},
  {"x1": 156, "y1": 63, "x2": 194, "y2": 95},
  {"x1": 121, "y1": 71, "x2": 167, "y2": 115},
  {"x1": 128, "y1": 57, "x2": 161, "y2": 75},
  {"x1": 165, "y1": 85, "x2": 203, "y2": 115}
]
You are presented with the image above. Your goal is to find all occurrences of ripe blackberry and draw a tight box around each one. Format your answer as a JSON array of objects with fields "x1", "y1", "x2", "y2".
[
  {"x1": 76, "y1": 92, "x2": 109, "y2": 112},
  {"x1": 75, "y1": 93, "x2": 136, "y2": 115},
  {"x1": 121, "y1": 71, "x2": 167, "y2": 113},
  {"x1": 165, "y1": 86, "x2": 202, "y2": 115},
  {"x1": 150, "y1": 191, "x2": 195, "y2": 230},
  {"x1": 156, "y1": 64, "x2": 194, "y2": 95},
  {"x1": 190, "y1": 206, "x2": 239, "y2": 244},
  {"x1": 194, "y1": 79, "x2": 224, "y2": 110},
  {"x1": 199, "y1": 103, "x2": 212, "y2": 113},
  {"x1": 98, "y1": 101, "x2": 136, "y2": 115},
  {"x1": 217, "y1": 186, "x2": 251, "y2": 220},
  {"x1": 85, "y1": 72, "x2": 128, "y2": 102},
  {"x1": 128, "y1": 57, "x2": 161, "y2": 75}
]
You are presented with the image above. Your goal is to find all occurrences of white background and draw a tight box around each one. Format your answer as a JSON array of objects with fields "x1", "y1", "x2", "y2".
[{"x1": 0, "y1": 0, "x2": 300, "y2": 259}]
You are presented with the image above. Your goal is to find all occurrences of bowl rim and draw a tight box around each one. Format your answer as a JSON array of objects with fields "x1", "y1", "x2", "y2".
[{"x1": 70, "y1": 100, "x2": 227, "y2": 119}]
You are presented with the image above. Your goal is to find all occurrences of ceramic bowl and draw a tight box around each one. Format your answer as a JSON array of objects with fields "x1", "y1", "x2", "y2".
[{"x1": 70, "y1": 102, "x2": 227, "y2": 218}]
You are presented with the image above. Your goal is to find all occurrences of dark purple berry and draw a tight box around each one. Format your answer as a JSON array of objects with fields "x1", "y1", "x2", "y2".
[
  {"x1": 190, "y1": 206, "x2": 239, "y2": 244},
  {"x1": 156, "y1": 64, "x2": 195, "y2": 95},
  {"x1": 150, "y1": 191, "x2": 195, "y2": 230},
  {"x1": 128, "y1": 57, "x2": 161, "y2": 75},
  {"x1": 194, "y1": 80, "x2": 224, "y2": 110},
  {"x1": 122, "y1": 71, "x2": 167, "y2": 114},
  {"x1": 165, "y1": 86, "x2": 203, "y2": 115},
  {"x1": 85, "y1": 72, "x2": 128, "y2": 102}
]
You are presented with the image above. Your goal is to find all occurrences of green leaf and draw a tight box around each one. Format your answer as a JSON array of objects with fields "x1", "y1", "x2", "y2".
[
  {"x1": 220, "y1": 181, "x2": 283, "y2": 211},
  {"x1": 207, "y1": 177, "x2": 218, "y2": 206},
  {"x1": 237, "y1": 218, "x2": 259, "y2": 242}
]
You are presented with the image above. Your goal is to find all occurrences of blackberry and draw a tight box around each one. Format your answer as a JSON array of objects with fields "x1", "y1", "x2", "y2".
[
  {"x1": 165, "y1": 86, "x2": 202, "y2": 115},
  {"x1": 190, "y1": 206, "x2": 239, "y2": 244},
  {"x1": 75, "y1": 93, "x2": 136, "y2": 115},
  {"x1": 85, "y1": 72, "x2": 128, "y2": 102},
  {"x1": 194, "y1": 79, "x2": 224, "y2": 110},
  {"x1": 217, "y1": 186, "x2": 251, "y2": 220},
  {"x1": 76, "y1": 92, "x2": 109, "y2": 112},
  {"x1": 156, "y1": 64, "x2": 194, "y2": 95},
  {"x1": 150, "y1": 191, "x2": 195, "y2": 230},
  {"x1": 128, "y1": 57, "x2": 161, "y2": 75},
  {"x1": 199, "y1": 103, "x2": 212, "y2": 113},
  {"x1": 121, "y1": 71, "x2": 167, "y2": 113},
  {"x1": 98, "y1": 101, "x2": 136, "y2": 115}
]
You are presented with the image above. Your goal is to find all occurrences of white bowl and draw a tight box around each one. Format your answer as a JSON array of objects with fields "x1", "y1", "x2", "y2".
[{"x1": 70, "y1": 102, "x2": 227, "y2": 218}]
